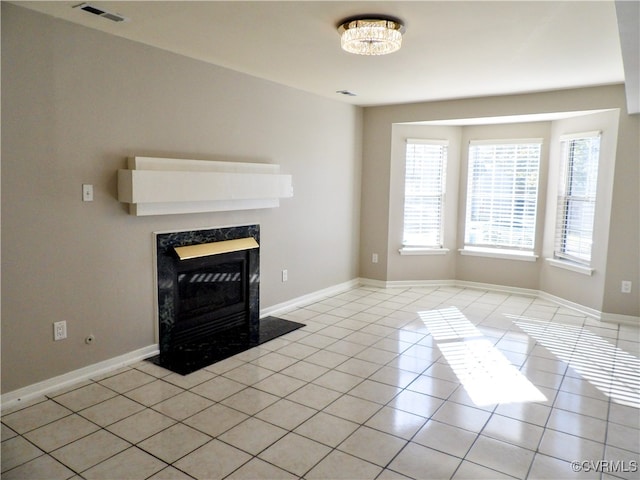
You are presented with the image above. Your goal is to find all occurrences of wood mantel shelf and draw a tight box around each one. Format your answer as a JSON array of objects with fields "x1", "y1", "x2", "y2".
[{"x1": 117, "y1": 156, "x2": 293, "y2": 216}]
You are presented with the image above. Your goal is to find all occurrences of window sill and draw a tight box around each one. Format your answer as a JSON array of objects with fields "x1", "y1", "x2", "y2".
[
  {"x1": 546, "y1": 258, "x2": 594, "y2": 276},
  {"x1": 399, "y1": 247, "x2": 449, "y2": 256},
  {"x1": 458, "y1": 247, "x2": 538, "y2": 262}
]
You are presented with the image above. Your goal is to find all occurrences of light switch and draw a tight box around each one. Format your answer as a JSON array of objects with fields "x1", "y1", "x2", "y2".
[{"x1": 82, "y1": 184, "x2": 94, "y2": 202}]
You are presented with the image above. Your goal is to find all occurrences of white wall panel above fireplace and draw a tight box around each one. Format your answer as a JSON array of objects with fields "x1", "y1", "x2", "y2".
[{"x1": 117, "y1": 156, "x2": 293, "y2": 216}]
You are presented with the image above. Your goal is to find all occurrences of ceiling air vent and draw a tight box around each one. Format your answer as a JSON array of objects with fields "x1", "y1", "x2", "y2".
[{"x1": 73, "y1": 3, "x2": 129, "y2": 23}]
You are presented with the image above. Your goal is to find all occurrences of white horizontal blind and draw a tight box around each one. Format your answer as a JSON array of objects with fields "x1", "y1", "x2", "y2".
[
  {"x1": 465, "y1": 140, "x2": 542, "y2": 250},
  {"x1": 554, "y1": 132, "x2": 601, "y2": 264},
  {"x1": 403, "y1": 139, "x2": 448, "y2": 247}
]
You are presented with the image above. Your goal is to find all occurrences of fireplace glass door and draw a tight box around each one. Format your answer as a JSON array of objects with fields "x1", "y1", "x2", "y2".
[{"x1": 171, "y1": 250, "x2": 249, "y2": 347}]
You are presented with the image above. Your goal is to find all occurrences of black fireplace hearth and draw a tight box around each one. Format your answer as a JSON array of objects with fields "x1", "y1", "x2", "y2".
[
  {"x1": 149, "y1": 315, "x2": 304, "y2": 375},
  {"x1": 149, "y1": 225, "x2": 304, "y2": 375}
]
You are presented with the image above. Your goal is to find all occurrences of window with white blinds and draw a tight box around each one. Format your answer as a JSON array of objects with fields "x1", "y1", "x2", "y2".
[
  {"x1": 554, "y1": 132, "x2": 601, "y2": 265},
  {"x1": 464, "y1": 139, "x2": 542, "y2": 250},
  {"x1": 402, "y1": 139, "x2": 448, "y2": 248}
]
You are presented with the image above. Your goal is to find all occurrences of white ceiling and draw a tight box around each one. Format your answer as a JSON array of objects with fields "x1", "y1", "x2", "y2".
[{"x1": 11, "y1": 1, "x2": 634, "y2": 108}]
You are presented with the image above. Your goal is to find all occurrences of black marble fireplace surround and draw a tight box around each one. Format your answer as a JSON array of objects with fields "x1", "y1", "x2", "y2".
[{"x1": 150, "y1": 225, "x2": 304, "y2": 375}]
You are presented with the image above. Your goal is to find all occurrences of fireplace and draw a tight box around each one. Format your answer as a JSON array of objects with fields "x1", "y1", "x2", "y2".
[{"x1": 151, "y1": 225, "x2": 303, "y2": 375}]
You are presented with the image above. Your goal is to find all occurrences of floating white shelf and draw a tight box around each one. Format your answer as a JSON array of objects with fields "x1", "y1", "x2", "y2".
[{"x1": 117, "y1": 156, "x2": 293, "y2": 216}]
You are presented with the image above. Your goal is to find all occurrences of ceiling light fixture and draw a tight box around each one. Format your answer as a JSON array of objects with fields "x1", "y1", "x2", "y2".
[{"x1": 337, "y1": 16, "x2": 405, "y2": 56}]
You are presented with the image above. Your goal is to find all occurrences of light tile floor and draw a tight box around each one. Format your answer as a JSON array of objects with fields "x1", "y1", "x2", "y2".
[{"x1": 2, "y1": 285, "x2": 639, "y2": 480}]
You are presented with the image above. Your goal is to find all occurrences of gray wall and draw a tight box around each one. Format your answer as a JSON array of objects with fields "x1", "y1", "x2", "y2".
[
  {"x1": 1, "y1": 4, "x2": 362, "y2": 393},
  {"x1": 361, "y1": 87, "x2": 639, "y2": 317}
]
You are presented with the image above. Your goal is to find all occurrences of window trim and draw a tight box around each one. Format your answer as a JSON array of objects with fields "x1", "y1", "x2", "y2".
[
  {"x1": 459, "y1": 246, "x2": 539, "y2": 262},
  {"x1": 399, "y1": 247, "x2": 450, "y2": 256},
  {"x1": 546, "y1": 258, "x2": 594, "y2": 276}
]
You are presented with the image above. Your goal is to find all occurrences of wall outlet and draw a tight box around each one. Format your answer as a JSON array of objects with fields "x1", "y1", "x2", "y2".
[
  {"x1": 372, "y1": 253, "x2": 379, "y2": 264},
  {"x1": 82, "y1": 184, "x2": 94, "y2": 202},
  {"x1": 282, "y1": 269, "x2": 288, "y2": 282},
  {"x1": 621, "y1": 281, "x2": 632, "y2": 293},
  {"x1": 53, "y1": 321, "x2": 67, "y2": 341}
]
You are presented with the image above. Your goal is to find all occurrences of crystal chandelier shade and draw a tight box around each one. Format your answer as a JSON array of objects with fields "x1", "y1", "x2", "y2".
[{"x1": 338, "y1": 18, "x2": 405, "y2": 56}]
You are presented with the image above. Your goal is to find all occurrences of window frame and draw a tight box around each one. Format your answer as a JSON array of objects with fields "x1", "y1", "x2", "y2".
[
  {"x1": 553, "y1": 131, "x2": 601, "y2": 266},
  {"x1": 401, "y1": 138, "x2": 449, "y2": 250},
  {"x1": 463, "y1": 138, "x2": 543, "y2": 253}
]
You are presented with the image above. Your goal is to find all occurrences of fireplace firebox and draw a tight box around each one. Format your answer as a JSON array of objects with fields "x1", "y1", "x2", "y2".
[{"x1": 172, "y1": 249, "x2": 250, "y2": 347}]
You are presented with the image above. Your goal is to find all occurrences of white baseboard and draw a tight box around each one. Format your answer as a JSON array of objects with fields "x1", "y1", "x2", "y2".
[
  {"x1": 359, "y1": 277, "x2": 634, "y2": 324},
  {"x1": 359, "y1": 278, "x2": 455, "y2": 289},
  {"x1": 455, "y1": 280, "x2": 539, "y2": 298},
  {"x1": 359, "y1": 277, "x2": 538, "y2": 298},
  {"x1": 1, "y1": 345, "x2": 158, "y2": 412},
  {"x1": 537, "y1": 291, "x2": 602, "y2": 319},
  {"x1": 260, "y1": 278, "x2": 361, "y2": 318},
  {"x1": 357, "y1": 277, "x2": 389, "y2": 289},
  {"x1": 601, "y1": 312, "x2": 640, "y2": 326}
]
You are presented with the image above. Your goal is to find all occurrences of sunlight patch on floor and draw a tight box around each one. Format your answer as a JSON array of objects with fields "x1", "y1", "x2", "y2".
[
  {"x1": 420, "y1": 308, "x2": 547, "y2": 406},
  {"x1": 511, "y1": 316, "x2": 640, "y2": 408}
]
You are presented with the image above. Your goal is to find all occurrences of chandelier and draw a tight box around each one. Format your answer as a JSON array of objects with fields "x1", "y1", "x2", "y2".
[{"x1": 338, "y1": 16, "x2": 405, "y2": 56}]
